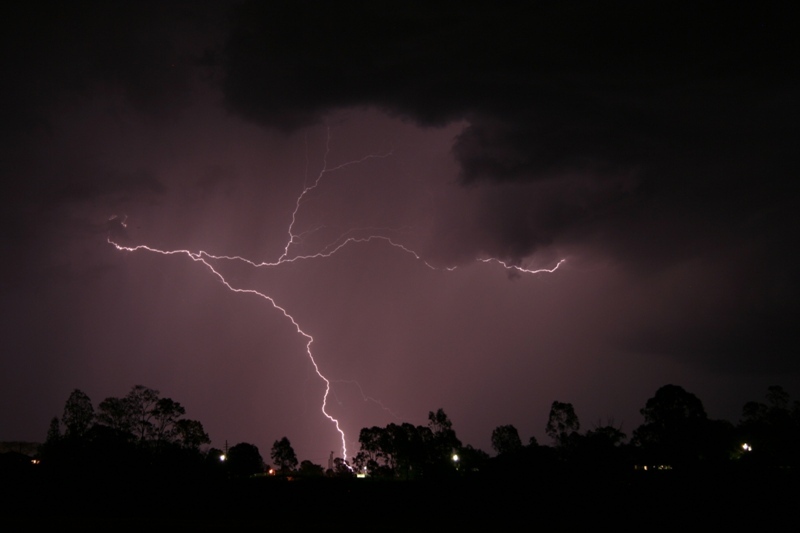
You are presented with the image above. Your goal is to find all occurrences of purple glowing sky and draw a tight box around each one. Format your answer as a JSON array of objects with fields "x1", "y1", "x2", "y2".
[{"x1": 1, "y1": 1, "x2": 798, "y2": 465}]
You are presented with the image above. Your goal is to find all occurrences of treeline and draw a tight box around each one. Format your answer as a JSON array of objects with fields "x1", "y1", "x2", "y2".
[
  {"x1": 39, "y1": 385, "x2": 212, "y2": 478},
  {"x1": 34, "y1": 385, "x2": 342, "y2": 481},
  {"x1": 347, "y1": 384, "x2": 800, "y2": 479},
  {"x1": 24, "y1": 383, "x2": 800, "y2": 482}
]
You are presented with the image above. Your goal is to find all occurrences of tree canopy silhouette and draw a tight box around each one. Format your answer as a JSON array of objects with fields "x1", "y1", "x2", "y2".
[
  {"x1": 228, "y1": 442, "x2": 265, "y2": 477},
  {"x1": 42, "y1": 385, "x2": 210, "y2": 476},
  {"x1": 271, "y1": 437, "x2": 298, "y2": 474},
  {"x1": 62, "y1": 389, "x2": 94, "y2": 439},
  {"x1": 633, "y1": 384, "x2": 709, "y2": 466},
  {"x1": 491, "y1": 424, "x2": 523, "y2": 456},
  {"x1": 545, "y1": 401, "x2": 580, "y2": 448},
  {"x1": 353, "y1": 409, "x2": 461, "y2": 479}
]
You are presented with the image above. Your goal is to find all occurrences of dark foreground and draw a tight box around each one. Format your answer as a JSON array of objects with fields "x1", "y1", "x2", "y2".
[{"x1": 2, "y1": 467, "x2": 797, "y2": 530}]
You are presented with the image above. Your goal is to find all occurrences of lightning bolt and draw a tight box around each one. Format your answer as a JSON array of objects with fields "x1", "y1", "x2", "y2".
[
  {"x1": 109, "y1": 127, "x2": 564, "y2": 463},
  {"x1": 478, "y1": 257, "x2": 566, "y2": 274},
  {"x1": 108, "y1": 240, "x2": 354, "y2": 459}
]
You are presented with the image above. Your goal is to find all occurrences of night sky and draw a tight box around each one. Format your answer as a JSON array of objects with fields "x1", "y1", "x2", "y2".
[{"x1": 2, "y1": 1, "x2": 798, "y2": 465}]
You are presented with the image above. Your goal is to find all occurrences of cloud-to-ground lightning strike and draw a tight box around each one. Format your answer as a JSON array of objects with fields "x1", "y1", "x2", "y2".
[
  {"x1": 109, "y1": 129, "x2": 564, "y2": 463},
  {"x1": 109, "y1": 239, "x2": 352, "y2": 459}
]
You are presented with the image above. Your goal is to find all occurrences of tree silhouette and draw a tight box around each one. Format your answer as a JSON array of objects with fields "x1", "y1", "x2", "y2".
[
  {"x1": 173, "y1": 419, "x2": 210, "y2": 451},
  {"x1": 361, "y1": 422, "x2": 436, "y2": 478},
  {"x1": 355, "y1": 426, "x2": 394, "y2": 477},
  {"x1": 151, "y1": 397, "x2": 186, "y2": 445},
  {"x1": 427, "y1": 408, "x2": 461, "y2": 474},
  {"x1": 353, "y1": 410, "x2": 464, "y2": 478},
  {"x1": 95, "y1": 386, "x2": 161, "y2": 441},
  {"x1": 385, "y1": 423, "x2": 432, "y2": 478},
  {"x1": 271, "y1": 437, "x2": 298, "y2": 474},
  {"x1": 228, "y1": 442, "x2": 264, "y2": 477},
  {"x1": 456, "y1": 444, "x2": 490, "y2": 473},
  {"x1": 428, "y1": 408, "x2": 454, "y2": 434},
  {"x1": 96, "y1": 396, "x2": 133, "y2": 435},
  {"x1": 545, "y1": 401, "x2": 580, "y2": 447},
  {"x1": 94, "y1": 385, "x2": 208, "y2": 451},
  {"x1": 585, "y1": 424, "x2": 626, "y2": 447},
  {"x1": 578, "y1": 423, "x2": 629, "y2": 470},
  {"x1": 633, "y1": 384, "x2": 709, "y2": 467},
  {"x1": 62, "y1": 389, "x2": 94, "y2": 439},
  {"x1": 45, "y1": 416, "x2": 61, "y2": 444},
  {"x1": 298, "y1": 459, "x2": 324, "y2": 477},
  {"x1": 41, "y1": 384, "x2": 211, "y2": 482},
  {"x1": 124, "y1": 385, "x2": 161, "y2": 442},
  {"x1": 639, "y1": 384, "x2": 706, "y2": 430},
  {"x1": 40, "y1": 416, "x2": 62, "y2": 461},
  {"x1": 491, "y1": 424, "x2": 523, "y2": 456},
  {"x1": 329, "y1": 456, "x2": 354, "y2": 478}
]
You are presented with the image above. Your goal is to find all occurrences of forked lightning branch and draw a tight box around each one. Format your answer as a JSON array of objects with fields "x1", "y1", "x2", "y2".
[{"x1": 109, "y1": 130, "x2": 564, "y2": 463}]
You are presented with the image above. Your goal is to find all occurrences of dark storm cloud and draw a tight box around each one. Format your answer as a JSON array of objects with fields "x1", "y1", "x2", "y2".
[
  {"x1": 0, "y1": 1, "x2": 222, "y2": 211},
  {"x1": 0, "y1": 1, "x2": 227, "y2": 255},
  {"x1": 222, "y1": 0, "x2": 798, "y2": 256},
  {"x1": 225, "y1": 1, "x2": 794, "y2": 127},
  {"x1": 222, "y1": 1, "x2": 800, "y2": 368},
  {"x1": 1, "y1": 1, "x2": 220, "y2": 116}
]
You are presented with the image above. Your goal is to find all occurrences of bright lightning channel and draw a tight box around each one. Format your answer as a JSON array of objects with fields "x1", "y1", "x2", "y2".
[{"x1": 108, "y1": 128, "x2": 564, "y2": 464}]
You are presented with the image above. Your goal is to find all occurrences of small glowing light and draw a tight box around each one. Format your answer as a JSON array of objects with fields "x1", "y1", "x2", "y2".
[
  {"x1": 742, "y1": 443, "x2": 752, "y2": 452},
  {"x1": 452, "y1": 454, "x2": 459, "y2": 463},
  {"x1": 219, "y1": 454, "x2": 226, "y2": 462},
  {"x1": 31, "y1": 459, "x2": 40, "y2": 465}
]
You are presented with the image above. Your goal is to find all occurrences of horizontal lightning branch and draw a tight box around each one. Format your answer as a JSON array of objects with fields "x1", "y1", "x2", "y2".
[{"x1": 478, "y1": 257, "x2": 566, "y2": 274}]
